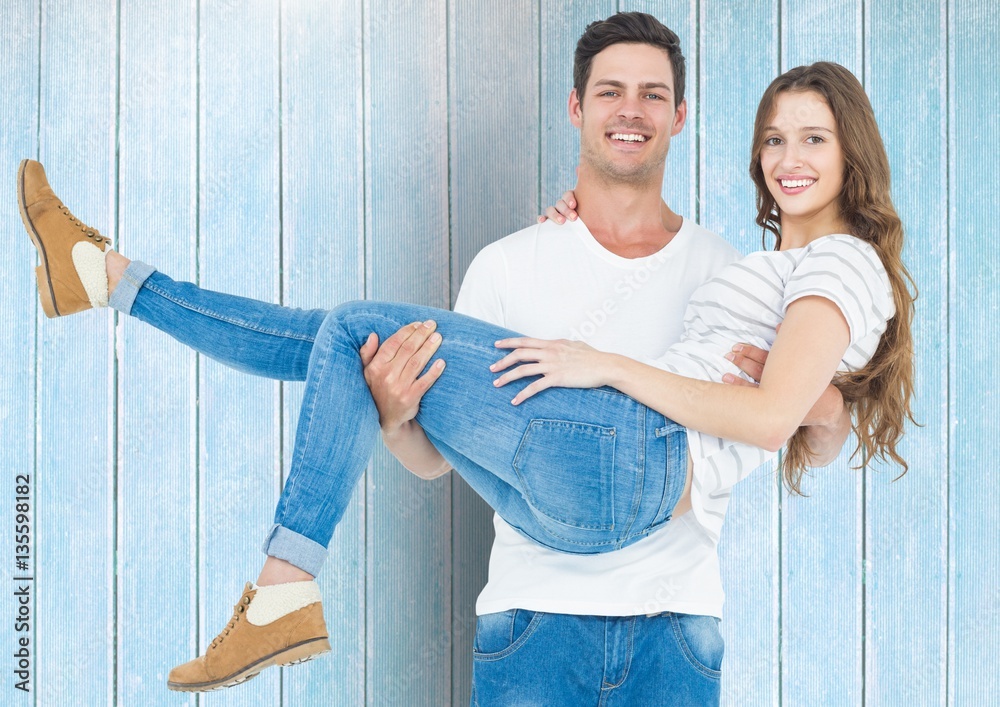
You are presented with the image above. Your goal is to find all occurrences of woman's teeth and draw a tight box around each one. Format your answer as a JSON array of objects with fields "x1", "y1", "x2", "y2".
[{"x1": 780, "y1": 178, "x2": 814, "y2": 188}]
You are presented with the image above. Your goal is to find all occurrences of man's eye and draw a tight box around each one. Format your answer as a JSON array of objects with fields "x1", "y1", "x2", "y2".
[{"x1": 645, "y1": 93, "x2": 663, "y2": 100}]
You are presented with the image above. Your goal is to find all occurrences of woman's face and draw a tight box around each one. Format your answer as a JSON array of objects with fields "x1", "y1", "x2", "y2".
[{"x1": 759, "y1": 90, "x2": 846, "y2": 244}]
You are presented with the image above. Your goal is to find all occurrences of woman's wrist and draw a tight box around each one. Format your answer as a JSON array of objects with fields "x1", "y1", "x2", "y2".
[{"x1": 600, "y1": 353, "x2": 636, "y2": 391}]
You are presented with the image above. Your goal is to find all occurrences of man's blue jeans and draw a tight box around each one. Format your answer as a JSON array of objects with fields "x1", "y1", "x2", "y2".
[
  {"x1": 471, "y1": 610, "x2": 724, "y2": 706},
  {"x1": 111, "y1": 263, "x2": 688, "y2": 576}
]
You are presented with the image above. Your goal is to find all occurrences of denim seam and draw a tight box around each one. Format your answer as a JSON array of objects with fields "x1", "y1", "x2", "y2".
[
  {"x1": 471, "y1": 612, "x2": 545, "y2": 662},
  {"x1": 142, "y1": 279, "x2": 318, "y2": 343},
  {"x1": 281, "y1": 336, "x2": 335, "y2": 513},
  {"x1": 600, "y1": 617, "x2": 637, "y2": 692},
  {"x1": 652, "y1": 427, "x2": 688, "y2": 527},
  {"x1": 616, "y1": 406, "x2": 646, "y2": 546},
  {"x1": 668, "y1": 613, "x2": 723, "y2": 680}
]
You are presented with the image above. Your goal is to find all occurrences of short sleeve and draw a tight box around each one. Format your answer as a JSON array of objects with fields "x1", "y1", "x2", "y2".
[
  {"x1": 782, "y1": 235, "x2": 895, "y2": 347},
  {"x1": 453, "y1": 241, "x2": 508, "y2": 327}
]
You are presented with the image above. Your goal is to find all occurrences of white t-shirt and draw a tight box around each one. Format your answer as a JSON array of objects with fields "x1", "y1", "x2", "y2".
[
  {"x1": 653, "y1": 233, "x2": 894, "y2": 543},
  {"x1": 453, "y1": 217, "x2": 740, "y2": 618}
]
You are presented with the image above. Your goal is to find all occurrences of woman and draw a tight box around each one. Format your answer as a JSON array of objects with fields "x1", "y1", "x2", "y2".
[{"x1": 18, "y1": 61, "x2": 914, "y2": 691}]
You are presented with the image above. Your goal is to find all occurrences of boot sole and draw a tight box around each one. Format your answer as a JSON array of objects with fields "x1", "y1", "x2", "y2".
[
  {"x1": 166, "y1": 636, "x2": 331, "y2": 692},
  {"x1": 17, "y1": 159, "x2": 59, "y2": 318}
]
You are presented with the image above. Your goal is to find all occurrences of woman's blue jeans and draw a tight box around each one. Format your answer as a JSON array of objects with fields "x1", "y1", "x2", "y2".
[{"x1": 110, "y1": 263, "x2": 688, "y2": 576}]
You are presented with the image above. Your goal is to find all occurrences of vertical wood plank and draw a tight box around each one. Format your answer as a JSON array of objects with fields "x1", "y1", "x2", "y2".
[
  {"x1": 198, "y1": 1, "x2": 282, "y2": 705},
  {"x1": 620, "y1": 0, "x2": 699, "y2": 218},
  {"x1": 449, "y1": 2, "x2": 541, "y2": 703},
  {"x1": 365, "y1": 0, "x2": 451, "y2": 703},
  {"x1": 34, "y1": 1, "x2": 118, "y2": 703},
  {"x1": 280, "y1": 0, "x2": 367, "y2": 703},
  {"x1": 865, "y1": 1, "x2": 949, "y2": 704},
  {"x1": 700, "y1": 2, "x2": 780, "y2": 705},
  {"x1": 539, "y1": 0, "x2": 612, "y2": 210},
  {"x1": 1, "y1": 0, "x2": 39, "y2": 703},
  {"x1": 116, "y1": 0, "x2": 199, "y2": 702},
  {"x1": 949, "y1": 1, "x2": 1000, "y2": 703},
  {"x1": 779, "y1": 2, "x2": 865, "y2": 704}
]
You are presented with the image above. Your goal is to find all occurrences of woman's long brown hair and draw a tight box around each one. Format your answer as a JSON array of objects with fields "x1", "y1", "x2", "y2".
[{"x1": 748, "y1": 62, "x2": 917, "y2": 494}]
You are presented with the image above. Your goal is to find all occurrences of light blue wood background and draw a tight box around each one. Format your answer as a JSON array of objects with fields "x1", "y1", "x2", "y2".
[{"x1": 1, "y1": 1, "x2": 996, "y2": 705}]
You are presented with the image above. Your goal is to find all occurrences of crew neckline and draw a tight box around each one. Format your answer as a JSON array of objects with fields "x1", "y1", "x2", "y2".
[{"x1": 564, "y1": 216, "x2": 693, "y2": 267}]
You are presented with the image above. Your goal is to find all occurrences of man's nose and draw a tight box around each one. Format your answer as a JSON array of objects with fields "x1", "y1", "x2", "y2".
[{"x1": 617, "y1": 93, "x2": 644, "y2": 120}]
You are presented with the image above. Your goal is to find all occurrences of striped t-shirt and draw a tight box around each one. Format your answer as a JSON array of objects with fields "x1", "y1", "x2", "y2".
[{"x1": 653, "y1": 233, "x2": 895, "y2": 542}]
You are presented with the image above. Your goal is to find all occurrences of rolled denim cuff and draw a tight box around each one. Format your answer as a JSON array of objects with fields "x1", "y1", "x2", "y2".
[
  {"x1": 261, "y1": 523, "x2": 327, "y2": 577},
  {"x1": 108, "y1": 260, "x2": 156, "y2": 315}
]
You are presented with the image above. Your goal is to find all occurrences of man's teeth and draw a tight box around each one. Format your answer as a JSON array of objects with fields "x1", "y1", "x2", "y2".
[
  {"x1": 781, "y1": 178, "x2": 814, "y2": 188},
  {"x1": 611, "y1": 133, "x2": 646, "y2": 142}
]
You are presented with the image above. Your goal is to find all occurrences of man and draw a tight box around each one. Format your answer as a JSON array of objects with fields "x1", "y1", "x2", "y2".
[{"x1": 360, "y1": 12, "x2": 849, "y2": 705}]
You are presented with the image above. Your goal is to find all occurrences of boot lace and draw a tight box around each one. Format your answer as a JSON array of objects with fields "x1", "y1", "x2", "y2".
[
  {"x1": 209, "y1": 590, "x2": 253, "y2": 650},
  {"x1": 57, "y1": 203, "x2": 108, "y2": 245}
]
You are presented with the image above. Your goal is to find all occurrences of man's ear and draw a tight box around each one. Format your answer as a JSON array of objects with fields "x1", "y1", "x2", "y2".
[
  {"x1": 671, "y1": 98, "x2": 688, "y2": 137},
  {"x1": 568, "y1": 89, "x2": 583, "y2": 129}
]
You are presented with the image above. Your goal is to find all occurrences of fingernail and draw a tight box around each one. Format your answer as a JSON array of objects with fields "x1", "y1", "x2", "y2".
[
  {"x1": 723, "y1": 373, "x2": 734, "y2": 383},
  {"x1": 732, "y1": 344, "x2": 743, "y2": 352},
  {"x1": 724, "y1": 352, "x2": 735, "y2": 362},
  {"x1": 489, "y1": 364, "x2": 496, "y2": 371},
  {"x1": 430, "y1": 333, "x2": 441, "y2": 343},
  {"x1": 435, "y1": 360, "x2": 445, "y2": 369},
  {"x1": 424, "y1": 320, "x2": 435, "y2": 328},
  {"x1": 493, "y1": 379, "x2": 501, "y2": 387}
]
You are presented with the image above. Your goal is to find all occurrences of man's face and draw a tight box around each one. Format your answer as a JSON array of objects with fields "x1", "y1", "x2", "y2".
[{"x1": 570, "y1": 43, "x2": 686, "y2": 186}]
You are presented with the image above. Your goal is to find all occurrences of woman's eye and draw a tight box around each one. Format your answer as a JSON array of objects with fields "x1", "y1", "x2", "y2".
[
  {"x1": 764, "y1": 136, "x2": 782, "y2": 146},
  {"x1": 806, "y1": 135, "x2": 825, "y2": 144}
]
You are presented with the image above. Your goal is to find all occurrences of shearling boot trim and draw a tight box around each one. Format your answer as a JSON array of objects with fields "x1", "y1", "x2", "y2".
[
  {"x1": 246, "y1": 580, "x2": 322, "y2": 626},
  {"x1": 71, "y1": 241, "x2": 111, "y2": 308}
]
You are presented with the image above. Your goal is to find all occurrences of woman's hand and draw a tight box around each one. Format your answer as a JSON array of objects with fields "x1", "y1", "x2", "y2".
[
  {"x1": 491, "y1": 337, "x2": 613, "y2": 404},
  {"x1": 537, "y1": 189, "x2": 578, "y2": 224}
]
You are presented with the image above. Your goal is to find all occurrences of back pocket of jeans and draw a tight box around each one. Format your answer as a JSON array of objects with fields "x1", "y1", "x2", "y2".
[{"x1": 512, "y1": 419, "x2": 616, "y2": 531}]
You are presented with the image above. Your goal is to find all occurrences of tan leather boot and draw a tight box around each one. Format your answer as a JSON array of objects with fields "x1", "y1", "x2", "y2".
[
  {"x1": 167, "y1": 582, "x2": 331, "y2": 692},
  {"x1": 17, "y1": 159, "x2": 111, "y2": 317}
]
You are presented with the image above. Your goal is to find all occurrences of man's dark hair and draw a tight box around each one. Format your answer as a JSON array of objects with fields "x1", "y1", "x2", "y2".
[{"x1": 573, "y1": 12, "x2": 686, "y2": 109}]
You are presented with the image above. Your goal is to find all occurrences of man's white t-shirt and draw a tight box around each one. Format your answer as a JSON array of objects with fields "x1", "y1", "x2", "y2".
[{"x1": 453, "y1": 217, "x2": 740, "y2": 619}]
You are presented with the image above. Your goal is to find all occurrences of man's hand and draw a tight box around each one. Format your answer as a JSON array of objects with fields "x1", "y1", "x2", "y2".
[
  {"x1": 722, "y1": 343, "x2": 766, "y2": 387},
  {"x1": 359, "y1": 320, "x2": 446, "y2": 433},
  {"x1": 721, "y1": 340, "x2": 851, "y2": 466}
]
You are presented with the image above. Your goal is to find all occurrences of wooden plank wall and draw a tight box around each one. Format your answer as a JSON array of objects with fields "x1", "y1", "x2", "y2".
[{"x1": 1, "y1": 1, "x2": 997, "y2": 705}]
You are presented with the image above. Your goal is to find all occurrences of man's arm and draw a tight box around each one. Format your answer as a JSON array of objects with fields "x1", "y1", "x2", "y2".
[
  {"x1": 359, "y1": 322, "x2": 452, "y2": 480},
  {"x1": 725, "y1": 342, "x2": 851, "y2": 467}
]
